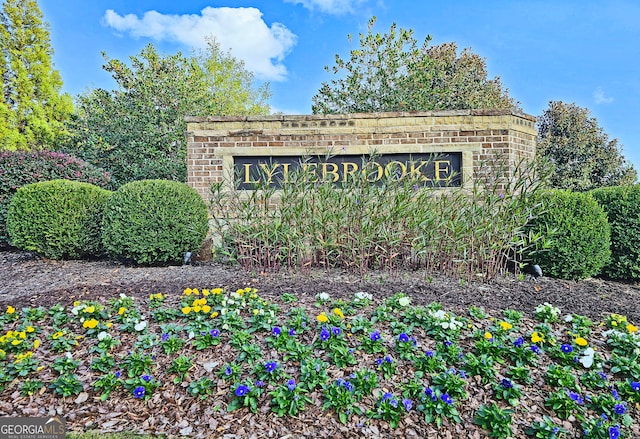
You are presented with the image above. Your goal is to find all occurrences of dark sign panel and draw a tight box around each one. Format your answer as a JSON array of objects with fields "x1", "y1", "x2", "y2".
[{"x1": 234, "y1": 153, "x2": 462, "y2": 189}]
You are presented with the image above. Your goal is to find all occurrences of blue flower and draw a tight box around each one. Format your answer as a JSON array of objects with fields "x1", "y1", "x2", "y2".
[
  {"x1": 375, "y1": 358, "x2": 383, "y2": 366},
  {"x1": 402, "y1": 398, "x2": 412, "y2": 411},
  {"x1": 609, "y1": 425, "x2": 620, "y2": 439},
  {"x1": 398, "y1": 333, "x2": 410, "y2": 343},
  {"x1": 612, "y1": 389, "x2": 620, "y2": 400},
  {"x1": 332, "y1": 326, "x2": 341, "y2": 336},
  {"x1": 561, "y1": 344, "x2": 573, "y2": 353},
  {"x1": 114, "y1": 371, "x2": 121, "y2": 379},
  {"x1": 425, "y1": 351, "x2": 434, "y2": 358},
  {"x1": 255, "y1": 380, "x2": 265, "y2": 388},
  {"x1": 370, "y1": 331, "x2": 381, "y2": 342},
  {"x1": 287, "y1": 379, "x2": 296, "y2": 391},
  {"x1": 264, "y1": 361, "x2": 278, "y2": 373},
  {"x1": 133, "y1": 386, "x2": 145, "y2": 399},
  {"x1": 500, "y1": 378, "x2": 513, "y2": 389},
  {"x1": 342, "y1": 380, "x2": 354, "y2": 392},
  {"x1": 384, "y1": 355, "x2": 393, "y2": 363},
  {"x1": 568, "y1": 391, "x2": 584, "y2": 405},
  {"x1": 288, "y1": 329, "x2": 296, "y2": 336},
  {"x1": 614, "y1": 403, "x2": 626, "y2": 415},
  {"x1": 161, "y1": 333, "x2": 170, "y2": 341},
  {"x1": 389, "y1": 399, "x2": 398, "y2": 408},
  {"x1": 598, "y1": 372, "x2": 607, "y2": 380},
  {"x1": 141, "y1": 375, "x2": 151, "y2": 382},
  {"x1": 235, "y1": 385, "x2": 250, "y2": 397},
  {"x1": 210, "y1": 329, "x2": 219, "y2": 337},
  {"x1": 382, "y1": 392, "x2": 393, "y2": 401},
  {"x1": 513, "y1": 337, "x2": 524, "y2": 347},
  {"x1": 320, "y1": 327, "x2": 330, "y2": 341},
  {"x1": 272, "y1": 326, "x2": 281, "y2": 336},
  {"x1": 632, "y1": 381, "x2": 640, "y2": 392},
  {"x1": 530, "y1": 345, "x2": 541, "y2": 354},
  {"x1": 443, "y1": 340, "x2": 453, "y2": 347},
  {"x1": 441, "y1": 393, "x2": 453, "y2": 405},
  {"x1": 224, "y1": 365, "x2": 232, "y2": 375}
]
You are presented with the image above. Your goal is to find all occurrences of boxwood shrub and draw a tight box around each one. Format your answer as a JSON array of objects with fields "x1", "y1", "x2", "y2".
[
  {"x1": 102, "y1": 180, "x2": 209, "y2": 265},
  {"x1": 591, "y1": 185, "x2": 640, "y2": 280},
  {"x1": 0, "y1": 150, "x2": 112, "y2": 245},
  {"x1": 524, "y1": 190, "x2": 610, "y2": 280},
  {"x1": 6, "y1": 180, "x2": 112, "y2": 259}
]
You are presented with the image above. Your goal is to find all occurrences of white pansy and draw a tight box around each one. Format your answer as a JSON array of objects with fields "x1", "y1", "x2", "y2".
[
  {"x1": 97, "y1": 331, "x2": 109, "y2": 341},
  {"x1": 354, "y1": 292, "x2": 372, "y2": 301},
  {"x1": 398, "y1": 297, "x2": 411, "y2": 307},
  {"x1": 578, "y1": 347, "x2": 595, "y2": 368},
  {"x1": 316, "y1": 292, "x2": 331, "y2": 301},
  {"x1": 134, "y1": 320, "x2": 147, "y2": 331}
]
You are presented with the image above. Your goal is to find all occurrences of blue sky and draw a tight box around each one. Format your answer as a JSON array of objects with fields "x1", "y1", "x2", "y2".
[{"x1": 38, "y1": 0, "x2": 640, "y2": 171}]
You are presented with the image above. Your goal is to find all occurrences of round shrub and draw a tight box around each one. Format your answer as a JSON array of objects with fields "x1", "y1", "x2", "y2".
[
  {"x1": 6, "y1": 180, "x2": 112, "y2": 259},
  {"x1": 102, "y1": 180, "x2": 209, "y2": 265},
  {"x1": 524, "y1": 190, "x2": 610, "y2": 280},
  {"x1": 0, "y1": 150, "x2": 112, "y2": 245},
  {"x1": 591, "y1": 185, "x2": 640, "y2": 280}
]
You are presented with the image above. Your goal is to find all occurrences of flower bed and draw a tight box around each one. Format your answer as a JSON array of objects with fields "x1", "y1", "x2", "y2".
[{"x1": 0, "y1": 288, "x2": 639, "y2": 438}]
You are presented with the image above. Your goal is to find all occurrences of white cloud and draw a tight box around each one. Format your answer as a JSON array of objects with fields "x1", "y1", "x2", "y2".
[
  {"x1": 102, "y1": 7, "x2": 297, "y2": 81},
  {"x1": 593, "y1": 87, "x2": 614, "y2": 105},
  {"x1": 283, "y1": 0, "x2": 369, "y2": 15}
]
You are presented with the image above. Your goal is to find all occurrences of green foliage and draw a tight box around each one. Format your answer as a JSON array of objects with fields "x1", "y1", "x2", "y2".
[
  {"x1": 0, "y1": 150, "x2": 111, "y2": 245},
  {"x1": 101, "y1": 180, "x2": 208, "y2": 265},
  {"x1": 591, "y1": 185, "x2": 640, "y2": 280},
  {"x1": 537, "y1": 101, "x2": 637, "y2": 191},
  {"x1": 62, "y1": 42, "x2": 270, "y2": 187},
  {"x1": 312, "y1": 17, "x2": 517, "y2": 114},
  {"x1": 0, "y1": 0, "x2": 73, "y2": 150},
  {"x1": 524, "y1": 190, "x2": 611, "y2": 279},
  {"x1": 6, "y1": 179, "x2": 111, "y2": 259},
  {"x1": 213, "y1": 154, "x2": 546, "y2": 279}
]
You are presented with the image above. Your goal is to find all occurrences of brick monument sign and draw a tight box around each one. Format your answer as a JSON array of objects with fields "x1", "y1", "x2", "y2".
[{"x1": 186, "y1": 109, "x2": 536, "y2": 202}]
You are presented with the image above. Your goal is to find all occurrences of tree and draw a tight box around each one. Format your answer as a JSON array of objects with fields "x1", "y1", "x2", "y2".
[
  {"x1": 0, "y1": 0, "x2": 72, "y2": 150},
  {"x1": 537, "y1": 101, "x2": 637, "y2": 191},
  {"x1": 312, "y1": 17, "x2": 518, "y2": 114},
  {"x1": 62, "y1": 41, "x2": 271, "y2": 186}
]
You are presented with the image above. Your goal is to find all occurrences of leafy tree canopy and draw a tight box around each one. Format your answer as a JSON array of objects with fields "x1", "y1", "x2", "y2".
[
  {"x1": 61, "y1": 40, "x2": 271, "y2": 186},
  {"x1": 537, "y1": 101, "x2": 637, "y2": 191},
  {"x1": 0, "y1": 0, "x2": 73, "y2": 150},
  {"x1": 312, "y1": 17, "x2": 518, "y2": 114}
]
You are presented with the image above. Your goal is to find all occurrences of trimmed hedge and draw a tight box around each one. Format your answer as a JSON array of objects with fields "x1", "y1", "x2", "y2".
[
  {"x1": 524, "y1": 190, "x2": 611, "y2": 280},
  {"x1": 6, "y1": 180, "x2": 112, "y2": 259},
  {"x1": 0, "y1": 150, "x2": 112, "y2": 245},
  {"x1": 102, "y1": 180, "x2": 209, "y2": 265},
  {"x1": 591, "y1": 185, "x2": 640, "y2": 280}
]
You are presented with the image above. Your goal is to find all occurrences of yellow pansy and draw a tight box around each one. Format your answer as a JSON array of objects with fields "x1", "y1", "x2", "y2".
[
  {"x1": 184, "y1": 288, "x2": 193, "y2": 296},
  {"x1": 106, "y1": 323, "x2": 112, "y2": 329},
  {"x1": 33, "y1": 339, "x2": 40, "y2": 349},
  {"x1": 26, "y1": 326, "x2": 35, "y2": 333},
  {"x1": 499, "y1": 321, "x2": 513, "y2": 331},
  {"x1": 236, "y1": 289, "x2": 245, "y2": 296},
  {"x1": 192, "y1": 289, "x2": 200, "y2": 296},
  {"x1": 484, "y1": 332, "x2": 493, "y2": 340},
  {"x1": 11, "y1": 339, "x2": 22, "y2": 346},
  {"x1": 575, "y1": 337, "x2": 588, "y2": 347},
  {"x1": 6, "y1": 305, "x2": 15, "y2": 314},
  {"x1": 531, "y1": 332, "x2": 544, "y2": 343},
  {"x1": 202, "y1": 305, "x2": 211, "y2": 314},
  {"x1": 253, "y1": 309, "x2": 259, "y2": 315},
  {"x1": 212, "y1": 288, "x2": 223, "y2": 295},
  {"x1": 333, "y1": 308, "x2": 345, "y2": 319},
  {"x1": 317, "y1": 312, "x2": 329, "y2": 323},
  {"x1": 83, "y1": 319, "x2": 99, "y2": 329},
  {"x1": 193, "y1": 306, "x2": 202, "y2": 313},
  {"x1": 18, "y1": 331, "x2": 26, "y2": 339},
  {"x1": 118, "y1": 307, "x2": 126, "y2": 315},
  {"x1": 627, "y1": 323, "x2": 638, "y2": 333},
  {"x1": 181, "y1": 306, "x2": 192, "y2": 315},
  {"x1": 83, "y1": 306, "x2": 96, "y2": 314},
  {"x1": 51, "y1": 331, "x2": 64, "y2": 340},
  {"x1": 73, "y1": 301, "x2": 80, "y2": 307},
  {"x1": 202, "y1": 289, "x2": 210, "y2": 296},
  {"x1": 210, "y1": 311, "x2": 219, "y2": 318}
]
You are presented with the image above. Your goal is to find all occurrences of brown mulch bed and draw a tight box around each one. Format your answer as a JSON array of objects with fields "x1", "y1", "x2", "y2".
[{"x1": 1, "y1": 250, "x2": 639, "y2": 438}]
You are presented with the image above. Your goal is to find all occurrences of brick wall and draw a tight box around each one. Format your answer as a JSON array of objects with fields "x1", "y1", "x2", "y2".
[{"x1": 186, "y1": 109, "x2": 537, "y2": 202}]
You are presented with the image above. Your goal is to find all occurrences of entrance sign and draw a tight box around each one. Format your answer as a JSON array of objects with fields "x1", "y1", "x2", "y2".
[{"x1": 234, "y1": 153, "x2": 462, "y2": 189}]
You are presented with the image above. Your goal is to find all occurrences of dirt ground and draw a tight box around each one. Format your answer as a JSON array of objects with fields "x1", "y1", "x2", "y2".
[
  {"x1": 1, "y1": 250, "x2": 639, "y2": 323},
  {"x1": 1, "y1": 250, "x2": 640, "y2": 438}
]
